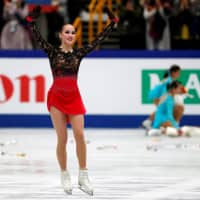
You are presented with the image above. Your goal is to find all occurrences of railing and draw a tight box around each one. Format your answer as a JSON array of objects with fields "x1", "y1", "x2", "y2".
[
  {"x1": 88, "y1": 0, "x2": 121, "y2": 42},
  {"x1": 73, "y1": 17, "x2": 82, "y2": 48}
]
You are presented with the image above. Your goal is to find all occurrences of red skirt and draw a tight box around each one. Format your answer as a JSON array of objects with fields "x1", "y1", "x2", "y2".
[{"x1": 47, "y1": 76, "x2": 86, "y2": 122}]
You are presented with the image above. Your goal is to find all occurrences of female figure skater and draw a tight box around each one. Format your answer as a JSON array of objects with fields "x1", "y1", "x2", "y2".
[
  {"x1": 142, "y1": 64, "x2": 181, "y2": 130},
  {"x1": 148, "y1": 80, "x2": 182, "y2": 136},
  {"x1": 26, "y1": 6, "x2": 118, "y2": 195}
]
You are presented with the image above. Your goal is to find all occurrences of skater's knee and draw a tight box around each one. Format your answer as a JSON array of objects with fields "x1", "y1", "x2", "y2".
[
  {"x1": 74, "y1": 131, "x2": 85, "y2": 143},
  {"x1": 174, "y1": 105, "x2": 184, "y2": 115},
  {"x1": 173, "y1": 105, "x2": 184, "y2": 122},
  {"x1": 57, "y1": 137, "x2": 68, "y2": 146}
]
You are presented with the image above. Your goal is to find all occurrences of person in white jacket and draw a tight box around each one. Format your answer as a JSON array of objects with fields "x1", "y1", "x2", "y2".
[
  {"x1": 0, "y1": 0, "x2": 33, "y2": 49},
  {"x1": 143, "y1": 0, "x2": 171, "y2": 50}
]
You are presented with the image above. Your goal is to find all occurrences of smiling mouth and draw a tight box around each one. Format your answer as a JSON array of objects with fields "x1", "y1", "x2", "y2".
[{"x1": 67, "y1": 38, "x2": 73, "y2": 42}]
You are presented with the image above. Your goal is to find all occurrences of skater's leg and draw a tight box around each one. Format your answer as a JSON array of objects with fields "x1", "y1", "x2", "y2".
[
  {"x1": 142, "y1": 99, "x2": 158, "y2": 130},
  {"x1": 173, "y1": 104, "x2": 184, "y2": 123},
  {"x1": 69, "y1": 114, "x2": 86, "y2": 169},
  {"x1": 78, "y1": 169, "x2": 94, "y2": 195},
  {"x1": 69, "y1": 114, "x2": 93, "y2": 195},
  {"x1": 149, "y1": 112, "x2": 155, "y2": 121},
  {"x1": 147, "y1": 121, "x2": 172, "y2": 136},
  {"x1": 159, "y1": 121, "x2": 181, "y2": 137},
  {"x1": 50, "y1": 106, "x2": 72, "y2": 194},
  {"x1": 142, "y1": 112, "x2": 154, "y2": 130},
  {"x1": 50, "y1": 106, "x2": 68, "y2": 171}
]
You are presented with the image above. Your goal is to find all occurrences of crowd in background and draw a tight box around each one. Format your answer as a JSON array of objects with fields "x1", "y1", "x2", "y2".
[
  {"x1": 0, "y1": 0, "x2": 88, "y2": 49},
  {"x1": 119, "y1": 0, "x2": 200, "y2": 49},
  {"x1": 0, "y1": 0, "x2": 200, "y2": 50}
]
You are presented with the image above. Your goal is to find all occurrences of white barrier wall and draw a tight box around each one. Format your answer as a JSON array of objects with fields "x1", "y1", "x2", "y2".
[{"x1": 0, "y1": 57, "x2": 200, "y2": 115}]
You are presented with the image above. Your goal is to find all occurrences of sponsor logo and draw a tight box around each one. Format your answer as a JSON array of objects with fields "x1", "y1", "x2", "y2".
[
  {"x1": 0, "y1": 74, "x2": 45, "y2": 103},
  {"x1": 142, "y1": 70, "x2": 200, "y2": 104}
]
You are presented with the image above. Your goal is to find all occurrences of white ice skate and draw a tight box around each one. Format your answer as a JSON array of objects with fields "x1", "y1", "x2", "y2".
[
  {"x1": 142, "y1": 119, "x2": 152, "y2": 130},
  {"x1": 147, "y1": 128, "x2": 162, "y2": 136},
  {"x1": 61, "y1": 170, "x2": 73, "y2": 195},
  {"x1": 78, "y1": 169, "x2": 94, "y2": 196}
]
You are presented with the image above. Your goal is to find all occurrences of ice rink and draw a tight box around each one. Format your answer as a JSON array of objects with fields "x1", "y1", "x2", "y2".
[{"x1": 1, "y1": 128, "x2": 200, "y2": 200}]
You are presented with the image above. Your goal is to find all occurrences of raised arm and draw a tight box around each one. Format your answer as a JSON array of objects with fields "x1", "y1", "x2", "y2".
[
  {"x1": 26, "y1": 6, "x2": 53, "y2": 55},
  {"x1": 77, "y1": 7, "x2": 119, "y2": 57}
]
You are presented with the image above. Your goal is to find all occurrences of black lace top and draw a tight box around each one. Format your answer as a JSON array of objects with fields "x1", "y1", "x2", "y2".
[{"x1": 29, "y1": 21, "x2": 115, "y2": 79}]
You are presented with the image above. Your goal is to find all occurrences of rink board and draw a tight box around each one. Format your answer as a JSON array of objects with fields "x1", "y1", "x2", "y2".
[
  {"x1": 0, "y1": 114, "x2": 199, "y2": 128},
  {"x1": 0, "y1": 50, "x2": 200, "y2": 128}
]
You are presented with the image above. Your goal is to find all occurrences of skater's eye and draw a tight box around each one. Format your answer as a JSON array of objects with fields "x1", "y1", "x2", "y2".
[{"x1": 65, "y1": 31, "x2": 76, "y2": 35}]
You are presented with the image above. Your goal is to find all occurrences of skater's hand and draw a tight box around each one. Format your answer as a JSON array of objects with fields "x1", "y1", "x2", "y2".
[
  {"x1": 26, "y1": 5, "x2": 41, "y2": 22},
  {"x1": 104, "y1": 7, "x2": 119, "y2": 23}
]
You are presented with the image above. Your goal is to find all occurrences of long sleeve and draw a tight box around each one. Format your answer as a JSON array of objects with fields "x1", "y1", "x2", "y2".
[
  {"x1": 29, "y1": 21, "x2": 53, "y2": 55},
  {"x1": 77, "y1": 21, "x2": 116, "y2": 57}
]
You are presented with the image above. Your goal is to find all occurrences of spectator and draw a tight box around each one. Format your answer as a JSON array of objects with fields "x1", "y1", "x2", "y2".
[
  {"x1": 176, "y1": 0, "x2": 192, "y2": 40},
  {"x1": 67, "y1": 0, "x2": 83, "y2": 23},
  {"x1": 189, "y1": 0, "x2": 200, "y2": 39},
  {"x1": 0, "y1": 0, "x2": 5, "y2": 35},
  {"x1": 119, "y1": 0, "x2": 145, "y2": 49},
  {"x1": 143, "y1": 0, "x2": 172, "y2": 50},
  {"x1": 170, "y1": 0, "x2": 200, "y2": 49},
  {"x1": 0, "y1": 0, "x2": 33, "y2": 49}
]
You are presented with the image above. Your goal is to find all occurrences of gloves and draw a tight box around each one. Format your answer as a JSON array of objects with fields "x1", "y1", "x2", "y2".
[
  {"x1": 26, "y1": 6, "x2": 41, "y2": 22},
  {"x1": 104, "y1": 7, "x2": 119, "y2": 23}
]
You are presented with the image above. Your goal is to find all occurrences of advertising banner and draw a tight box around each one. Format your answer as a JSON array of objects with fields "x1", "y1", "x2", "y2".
[
  {"x1": 0, "y1": 51, "x2": 199, "y2": 127},
  {"x1": 1, "y1": 58, "x2": 200, "y2": 115}
]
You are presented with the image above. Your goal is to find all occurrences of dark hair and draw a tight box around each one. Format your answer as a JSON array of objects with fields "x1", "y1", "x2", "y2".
[
  {"x1": 166, "y1": 80, "x2": 180, "y2": 91},
  {"x1": 58, "y1": 24, "x2": 64, "y2": 33},
  {"x1": 163, "y1": 65, "x2": 181, "y2": 79},
  {"x1": 58, "y1": 24, "x2": 77, "y2": 33},
  {"x1": 163, "y1": 70, "x2": 169, "y2": 79},
  {"x1": 169, "y1": 65, "x2": 181, "y2": 74}
]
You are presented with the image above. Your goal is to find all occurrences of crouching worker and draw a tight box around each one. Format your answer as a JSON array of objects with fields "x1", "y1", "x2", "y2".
[{"x1": 148, "y1": 80, "x2": 183, "y2": 136}]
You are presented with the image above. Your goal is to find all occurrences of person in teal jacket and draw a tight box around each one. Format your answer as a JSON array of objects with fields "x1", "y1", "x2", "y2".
[
  {"x1": 152, "y1": 80, "x2": 181, "y2": 129},
  {"x1": 148, "y1": 65, "x2": 181, "y2": 104},
  {"x1": 142, "y1": 65, "x2": 181, "y2": 129}
]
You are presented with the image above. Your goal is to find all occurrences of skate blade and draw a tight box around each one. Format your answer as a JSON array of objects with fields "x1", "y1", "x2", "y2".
[
  {"x1": 64, "y1": 189, "x2": 72, "y2": 195},
  {"x1": 141, "y1": 125, "x2": 151, "y2": 131},
  {"x1": 79, "y1": 186, "x2": 94, "y2": 196}
]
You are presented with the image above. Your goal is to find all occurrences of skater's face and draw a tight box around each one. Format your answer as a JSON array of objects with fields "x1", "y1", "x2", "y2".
[
  {"x1": 171, "y1": 85, "x2": 181, "y2": 95},
  {"x1": 59, "y1": 24, "x2": 76, "y2": 46},
  {"x1": 171, "y1": 70, "x2": 180, "y2": 79}
]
